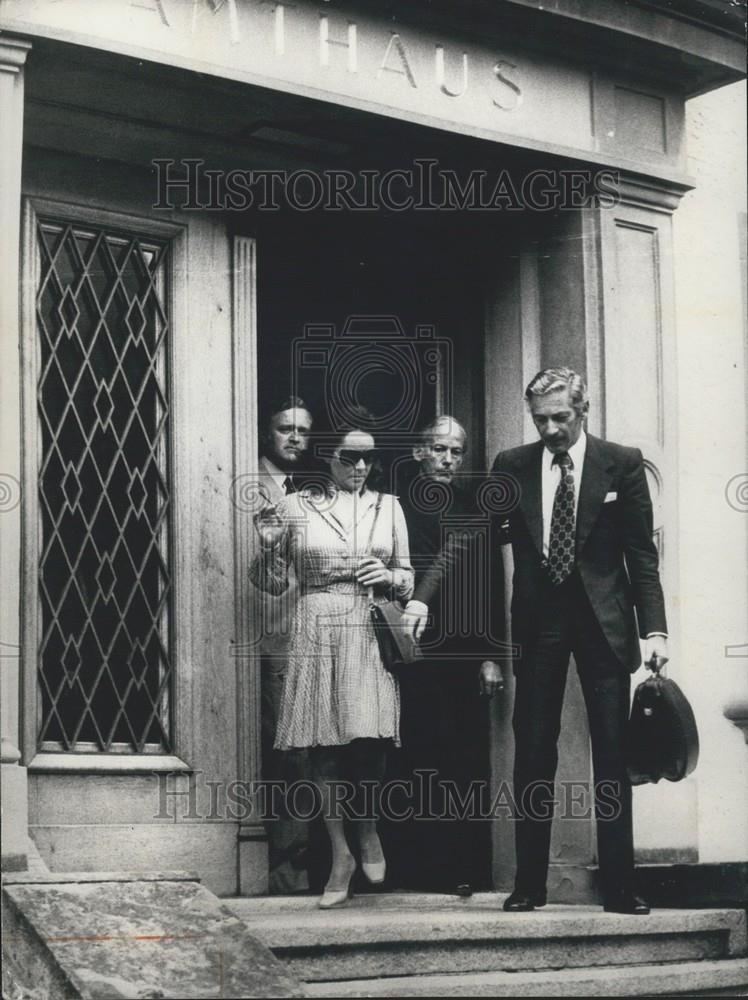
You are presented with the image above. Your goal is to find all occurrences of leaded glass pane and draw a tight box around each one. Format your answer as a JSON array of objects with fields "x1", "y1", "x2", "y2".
[{"x1": 35, "y1": 218, "x2": 173, "y2": 753}]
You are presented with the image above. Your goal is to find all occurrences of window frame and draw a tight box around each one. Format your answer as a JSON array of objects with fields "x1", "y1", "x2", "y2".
[{"x1": 21, "y1": 196, "x2": 191, "y2": 774}]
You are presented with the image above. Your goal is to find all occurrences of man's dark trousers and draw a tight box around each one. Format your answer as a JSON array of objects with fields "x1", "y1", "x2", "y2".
[{"x1": 512, "y1": 569, "x2": 633, "y2": 899}]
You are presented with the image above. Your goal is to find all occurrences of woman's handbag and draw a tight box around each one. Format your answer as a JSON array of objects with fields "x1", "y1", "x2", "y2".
[
  {"x1": 364, "y1": 494, "x2": 423, "y2": 674},
  {"x1": 626, "y1": 663, "x2": 699, "y2": 785},
  {"x1": 370, "y1": 599, "x2": 424, "y2": 673}
]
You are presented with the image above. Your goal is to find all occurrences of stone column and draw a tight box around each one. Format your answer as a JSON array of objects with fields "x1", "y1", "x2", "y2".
[
  {"x1": 597, "y1": 172, "x2": 695, "y2": 867},
  {"x1": 0, "y1": 35, "x2": 32, "y2": 873}
]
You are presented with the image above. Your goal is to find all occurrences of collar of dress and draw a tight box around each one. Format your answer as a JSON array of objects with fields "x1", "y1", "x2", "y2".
[{"x1": 301, "y1": 488, "x2": 380, "y2": 544}]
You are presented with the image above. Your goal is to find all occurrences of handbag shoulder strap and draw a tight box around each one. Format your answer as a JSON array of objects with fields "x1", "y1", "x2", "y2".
[
  {"x1": 363, "y1": 492, "x2": 384, "y2": 553},
  {"x1": 363, "y1": 493, "x2": 383, "y2": 606}
]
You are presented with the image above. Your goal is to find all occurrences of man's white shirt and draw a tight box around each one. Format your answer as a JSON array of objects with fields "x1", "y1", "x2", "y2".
[
  {"x1": 259, "y1": 455, "x2": 288, "y2": 498},
  {"x1": 541, "y1": 430, "x2": 587, "y2": 559}
]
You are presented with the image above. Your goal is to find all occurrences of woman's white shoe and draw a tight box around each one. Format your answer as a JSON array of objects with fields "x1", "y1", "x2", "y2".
[
  {"x1": 318, "y1": 857, "x2": 356, "y2": 909},
  {"x1": 360, "y1": 832, "x2": 387, "y2": 884},
  {"x1": 361, "y1": 858, "x2": 386, "y2": 884}
]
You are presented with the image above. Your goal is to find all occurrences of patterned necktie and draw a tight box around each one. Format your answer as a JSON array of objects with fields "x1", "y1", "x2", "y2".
[
  {"x1": 547, "y1": 452, "x2": 575, "y2": 585},
  {"x1": 283, "y1": 475, "x2": 296, "y2": 495}
]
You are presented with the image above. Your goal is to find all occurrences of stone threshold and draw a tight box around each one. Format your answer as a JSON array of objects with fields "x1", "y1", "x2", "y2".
[
  {"x1": 226, "y1": 892, "x2": 748, "y2": 954},
  {"x1": 2, "y1": 870, "x2": 200, "y2": 886}
]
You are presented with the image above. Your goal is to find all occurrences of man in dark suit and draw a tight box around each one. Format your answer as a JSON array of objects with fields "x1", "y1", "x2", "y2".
[
  {"x1": 395, "y1": 416, "x2": 504, "y2": 895},
  {"x1": 492, "y1": 367, "x2": 668, "y2": 915}
]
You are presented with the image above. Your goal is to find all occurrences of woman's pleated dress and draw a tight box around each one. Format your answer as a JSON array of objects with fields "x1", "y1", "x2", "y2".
[{"x1": 250, "y1": 488, "x2": 414, "y2": 750}]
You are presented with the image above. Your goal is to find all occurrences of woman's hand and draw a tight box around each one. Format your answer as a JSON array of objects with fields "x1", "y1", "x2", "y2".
[
  {"x1": 355, "y1": 556, "x2": 392, "y2": 588},
  {"x1": 253, "y1": 508, "x2": 284, "y2": 547}
]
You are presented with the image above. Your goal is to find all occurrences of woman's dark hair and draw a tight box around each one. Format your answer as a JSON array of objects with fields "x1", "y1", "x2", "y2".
[{"x1": 328, "y1": 406, "x2": 377, "y2": 451}]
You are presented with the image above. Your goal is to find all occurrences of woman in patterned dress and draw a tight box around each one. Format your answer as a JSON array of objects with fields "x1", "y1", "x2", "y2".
[{"x1": 250, "y1": 417, "x2": 414, "y2": 908}]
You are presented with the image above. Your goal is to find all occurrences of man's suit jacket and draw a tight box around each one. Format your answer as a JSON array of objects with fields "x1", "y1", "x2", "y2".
[
  {"x1": 491, "y1": 434, "x2": 667, "y2": 673},
  {"x1": 400, "y1": 467, "x2": 505, "y2": 661}
]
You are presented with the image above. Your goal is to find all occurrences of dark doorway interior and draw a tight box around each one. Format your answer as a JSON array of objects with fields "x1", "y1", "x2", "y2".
[
  {"x1": 256, "y1": 209, "x2": 493, "y2": 893},
  {"x1": 257, "y1": 210, "x2": 488, "y2": 478}
]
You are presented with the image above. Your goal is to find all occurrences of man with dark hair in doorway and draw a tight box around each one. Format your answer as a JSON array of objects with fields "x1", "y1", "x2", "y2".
[
  {"x1": 492, "y1": 367, "x2": 668, "y2": 915},
  {"x1": 259, "y1": 396, "x2": 314, "y2": 499},
  {"x1": 394, "y1": 416, "x2": 506, "y2": 896},
  {"x1": 253, "y1": 395, "x2": 314, "y2": 893}
]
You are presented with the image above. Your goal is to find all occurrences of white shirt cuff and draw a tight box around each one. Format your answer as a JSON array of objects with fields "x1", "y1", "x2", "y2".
[{"x1": 405, "y1": 600, "x2": 428, "y2": 615}]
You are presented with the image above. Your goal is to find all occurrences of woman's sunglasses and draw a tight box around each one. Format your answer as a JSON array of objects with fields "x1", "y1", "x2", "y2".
[{"x1": 337, "y1": 449, "x2": 377, "y2": 466}]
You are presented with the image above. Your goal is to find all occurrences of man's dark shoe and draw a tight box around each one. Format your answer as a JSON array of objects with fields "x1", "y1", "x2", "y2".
[
  {"x1": 432, "y1": 878, "x2": 473, "y2": 897},
  {"x1": 603, "y1": 892, "x2": 650, "y2": 915},
  {"x1": 503, "y1": 889, "x2": 547, "y2": 912}
]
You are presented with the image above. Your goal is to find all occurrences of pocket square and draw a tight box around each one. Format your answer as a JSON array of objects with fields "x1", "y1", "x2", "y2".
[{"x1": 604, "y1": 491, "x2": 618, "y2": 503}]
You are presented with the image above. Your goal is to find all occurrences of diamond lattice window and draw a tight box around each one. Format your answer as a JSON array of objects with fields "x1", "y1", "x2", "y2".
[{"x1": 35, "y1": 218, "x2": 173, "y2": 753}]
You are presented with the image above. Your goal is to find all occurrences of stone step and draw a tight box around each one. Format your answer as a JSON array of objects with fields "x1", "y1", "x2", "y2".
[
  {"x1": 3, "y1": 872, "x2": 306, "y2": 999},
  {"x1": 302, "y1": 958, "x2": 748, "y2": 997},
  {"x1": 226, "y1": 893, "x2": 748, "y2": 984}
]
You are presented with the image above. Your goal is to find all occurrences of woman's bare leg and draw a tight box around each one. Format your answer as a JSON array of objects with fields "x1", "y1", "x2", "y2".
[
  {"x1": 349, "y1": 739, "x2": 388, "y2": 866},
  {"x1": 310, "y1": 746, "x2": 355, "y2": 889}
]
